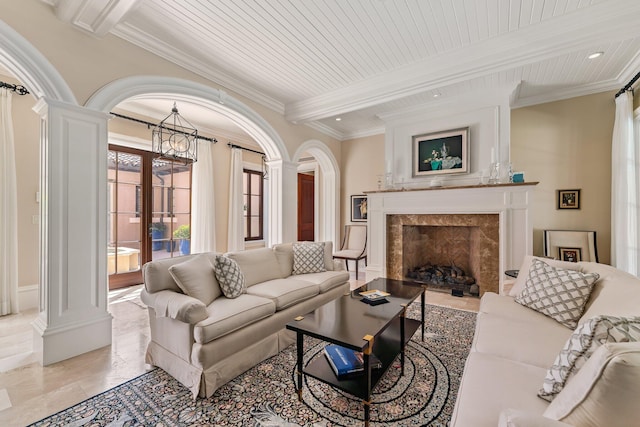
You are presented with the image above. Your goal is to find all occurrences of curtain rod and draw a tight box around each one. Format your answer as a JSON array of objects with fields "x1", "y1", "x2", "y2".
[
  {"x1": 615, "y1": 70, "x2": 640, "y2": 98},
  {"x1": 110, "y1": 111, "x2": 218, "y2": 143},
  {"x1": 0, "y1": 81, "x2": 30, "y2": 95},
  {"x1": 227, "y1": 142, "x2": 265, "y2": 156}
]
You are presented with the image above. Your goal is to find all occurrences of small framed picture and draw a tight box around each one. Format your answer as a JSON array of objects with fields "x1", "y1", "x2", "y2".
[
  {"x1": 557, "y1": 189, "x2": 580, "y2": 209},
  {"x1": 351, "y1": 195, "x2": 368, "y2": 222},
  {"x1": 559, "y1": 247, "x2": 581, "y2": 262}
]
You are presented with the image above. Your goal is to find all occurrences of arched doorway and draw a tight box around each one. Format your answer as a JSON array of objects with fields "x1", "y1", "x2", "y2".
[
  {"x1": 292, "y1": 140, "x2": 341, "y2": 248},
  {"x1": 85, "y1": 77, "x2": 294, "y2": 248}
]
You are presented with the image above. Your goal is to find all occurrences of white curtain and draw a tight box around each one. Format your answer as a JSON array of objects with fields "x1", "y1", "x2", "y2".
[
  {"x1": 0, "y1": 88, "x2": 19, "y2": 315},
  {"x1": 611, "y1": 90, "x2": 640, "y2": 275},
  {"x1": 227, "y1": 147, "x2": 245, "y2": 252},
  {"x1": 190, "y1": 140, "x2": 216, "y2": 253}
]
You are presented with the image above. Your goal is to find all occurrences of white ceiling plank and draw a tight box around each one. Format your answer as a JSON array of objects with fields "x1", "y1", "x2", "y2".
[
  {"x1": 487, "y1": 0, "x2": 500, "y2": 37},
  {"x1": 508, "y1": 0, "x2": 522, "y2": 31},
  {"x1": 452, "y1": 0, "x2": 472, "y2": 46}
]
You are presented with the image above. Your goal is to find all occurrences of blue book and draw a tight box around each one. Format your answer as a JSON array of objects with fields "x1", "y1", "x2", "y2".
[{"x1": 323, "y1": 344, "x2": 381, "y2": 378}]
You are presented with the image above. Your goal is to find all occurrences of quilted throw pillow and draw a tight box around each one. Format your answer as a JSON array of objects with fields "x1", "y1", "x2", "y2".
[
  {"x1": 213, "y1": 255, "x2": 246, "y2": 298},
  {"x1": 292, "y1": 242, "x2": 327, "y2": 275},
  {"x1": 539, "y1": 315, "x2": 640, "y2": 401},
  {"x1": 515, "y1": 259, "x2": 599, "y2": 329}
]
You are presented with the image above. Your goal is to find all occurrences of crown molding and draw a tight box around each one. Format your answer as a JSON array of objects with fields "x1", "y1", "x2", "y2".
[
  {"x1": 303, "y1": 121, "x2": 344, "y2": 141},
  {"x1": 285, "y1": 1, "x2": 640, "y2": 123},
  {"x1": 341, "y1": 126, "x2": 385, "y2": 141},
  {"x1": 512, "y1": 80, "x2": 620, "y2": 109},
  {"x1": 617, "y1": 50, "x2": 640, "y2": 88},
  {"x1": 112, "y1": 22, "x2": 285, "y2": 115}
]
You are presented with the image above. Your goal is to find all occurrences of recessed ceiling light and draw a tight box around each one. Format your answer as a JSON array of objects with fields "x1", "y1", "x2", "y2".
[
  {"x1": 433, "y1": 92, "x2": 441, "y2": 98},
  {"x1": 335, "y1": 117, "x2": 342, "y2": 121},
  {"x1": 588, "y1": 51, "x2": 603, "y2": 59}
]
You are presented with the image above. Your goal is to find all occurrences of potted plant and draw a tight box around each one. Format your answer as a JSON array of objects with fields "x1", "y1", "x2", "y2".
[
  {"x1": 173, "y1": 224, "x2": 190, "y2": 255},
  {"x1": 150, "y1": 222, "x2": 166, "y2": 251}
]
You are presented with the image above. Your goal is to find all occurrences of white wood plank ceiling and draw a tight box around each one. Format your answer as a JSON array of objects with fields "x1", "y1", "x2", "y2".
[{"x1": 49, "y1": 0, "x2": 640, "y2": 139}]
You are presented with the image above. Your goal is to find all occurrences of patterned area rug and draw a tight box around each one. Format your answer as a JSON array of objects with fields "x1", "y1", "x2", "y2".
[{"x1": 30, "y1": 303, "x2": 476, "y2": 426}]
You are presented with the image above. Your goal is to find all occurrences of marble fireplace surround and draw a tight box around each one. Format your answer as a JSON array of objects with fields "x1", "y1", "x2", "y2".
[
  {"x1": 389, "y1": 214, "x2": 499, "y2": 295},
  {"x1": 365, "y1": 183, "x2": 538, "y2": 295}
]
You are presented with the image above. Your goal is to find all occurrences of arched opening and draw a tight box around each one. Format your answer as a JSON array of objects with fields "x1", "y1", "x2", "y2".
[
  {"x1": 86, "y1": 77, "x2": 292, "y2": 249},
  {"x1": 292, "y1": 140, "x2": 341, "y2": 248}
]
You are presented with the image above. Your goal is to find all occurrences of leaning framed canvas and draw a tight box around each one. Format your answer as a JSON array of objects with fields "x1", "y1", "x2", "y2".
[
  {"x1": 558, "y1": 247, "x2": 581, "y2": 262},
  {"x1": 413, "y1": 127, "x2": 469, "y2": 177},
  {"x1": 557, "y1": 189, "x2": 580, "y2": 209},
  {"x1": 351, "y1": 195, "x2": 367, "y2": 222}
]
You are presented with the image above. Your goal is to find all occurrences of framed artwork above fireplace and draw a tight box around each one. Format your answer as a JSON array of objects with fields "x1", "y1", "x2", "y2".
[{"x1": 412, "y1": 127, "x2": 469, "y2": 177}]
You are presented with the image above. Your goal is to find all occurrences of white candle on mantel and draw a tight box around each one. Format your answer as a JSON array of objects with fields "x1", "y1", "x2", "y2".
[{"x1": 491, "y1": 147, "x2": 496, "y2": 164}]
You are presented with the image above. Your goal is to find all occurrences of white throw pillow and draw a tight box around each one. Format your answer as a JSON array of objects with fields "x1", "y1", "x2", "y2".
[
  {"x1": 213, "y1": 255, "x2": 246, "y2": 298},
  {"x1": 544, "y1": 342, "x2": 640, "y2": 427},
  {"x1": 168, "y1": 254, "x2": 220, "y2": 305},
  {"x1": 509, "y1": 256, "x2": 583, "y2": 297},
  {"x1": 292, "y1": 242, "x2": 327, "y2": 275},
  {"x1": 515, "y1": 259, "x2": 599, "y2": 329},
  {"x1": 539, "y1": 315, "x2": 640, "y2": 401}
]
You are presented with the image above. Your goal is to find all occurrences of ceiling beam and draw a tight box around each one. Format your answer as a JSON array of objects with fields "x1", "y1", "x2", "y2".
[{"x1": 53, "y1": 0, "x2": 141, "y2": 37}]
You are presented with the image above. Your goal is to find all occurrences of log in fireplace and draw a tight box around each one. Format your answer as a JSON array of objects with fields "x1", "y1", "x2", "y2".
[{"x1": 406, "y1": 262, "x2": 479, "y2": 296}]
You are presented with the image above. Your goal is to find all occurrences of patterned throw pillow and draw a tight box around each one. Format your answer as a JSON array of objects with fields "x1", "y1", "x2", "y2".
[
  {"x1": 539, "y1": 315, "x2": 640, "y2": 401},
  {"x1": 292, "y1": 242, "x2": 327, "y2": 275},
  {"x1": 213, "y1": 255, "x2": 246, "y2": 298},
  {"x1": 515, "y1": 259, "x2": 599, "y2": 329}
]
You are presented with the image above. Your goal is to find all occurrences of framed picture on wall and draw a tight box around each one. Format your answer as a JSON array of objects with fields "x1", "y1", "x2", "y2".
[
  {"x1": 557, "y1": 189, "x2": 580, "y2": 209},
  {"x1": 351, "y1": 195, "x2": 368, "y2": 222},
  {"x1": 559, "y1": 247, "x2": 582, "y2": 262},
  {"x1": 412, "y1": 127, "x2": 469, "y2": 177}
]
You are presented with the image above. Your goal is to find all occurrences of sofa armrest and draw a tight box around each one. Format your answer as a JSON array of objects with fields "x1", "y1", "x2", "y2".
[
  {"x1": 141, "y1": 289, "x2": 208, "y2": 324},
  {"x1": 499, "y1": 409, "x2": 574, "y2": 427},
  {"x1": 333, "y1": 259, "x2": 345, "y2": 271}
]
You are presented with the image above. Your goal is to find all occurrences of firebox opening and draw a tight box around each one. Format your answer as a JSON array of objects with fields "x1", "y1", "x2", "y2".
[{"x1": 402, "y1": 225, "x2": 481, "y2": 297}]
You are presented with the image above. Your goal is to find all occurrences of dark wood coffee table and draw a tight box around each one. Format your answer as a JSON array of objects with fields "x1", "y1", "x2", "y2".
[{"x1": 286, "y1": 277, "x2": 424, "y2": 426}]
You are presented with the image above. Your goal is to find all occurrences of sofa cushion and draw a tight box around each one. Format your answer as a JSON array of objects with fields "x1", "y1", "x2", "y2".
[
  {"x1": 515, "y1": 259, "x2": 599, "y2": 329},
  {"x1": 194, "y1": 294, "x2": 276, "y2": 343},
  {"x1": 226, "y1": 247, "x2": 283, "y2": 287},
  {"x1": 143, "y1": 254, "x2": 200, "y2": 293},
  {"x1": 294, "y1": 270, "x2": 350, "y2": 293},
  {"x1": 510, "y1": 256, "x2": 583, "y2": 297},
  {"x1": 213, "y1": 255, "x2": 246, "y2": 298},
  {"x1": 480, "y1": 292, "x2": 554, "y2": 323},
  {"x1": 472, "y1": 312, "x2": 573, "y2": 369},
  {"x1": 245, "y1": 278, "x2": 319, "y2": 310},
  {"x1": 292, "y1": 242, "x2": 327, "y2": 274},
  {"x1": 539, "y1": 315, "x2": 640, "y2": 401},
  {"x1": 578, "y1": 262, "x2": 640, "y2": 323},
  {"x1": 544, "y1": 342, "x2": 640, "y2": 427},
  {"x1": 273, "y1": 242, "x2": 335, "y2": 277},
  {"x1": 450, "y1": 352, "x2": 549, "y2": 427},
  {"x1": 168, "y1": 253, "x2": 221, "y2": 305}
]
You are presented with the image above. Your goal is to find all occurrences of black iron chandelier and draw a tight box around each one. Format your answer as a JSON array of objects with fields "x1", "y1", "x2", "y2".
[{"x1": 152, "y1": 102, "x2": 198, "y2": 164}]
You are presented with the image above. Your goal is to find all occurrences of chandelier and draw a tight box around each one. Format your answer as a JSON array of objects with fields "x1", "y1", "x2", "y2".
[{"x1": 152, "y1": 102, "x2": 198, "y2": 163}]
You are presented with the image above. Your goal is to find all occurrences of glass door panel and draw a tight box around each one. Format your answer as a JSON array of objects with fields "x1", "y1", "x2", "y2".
[{"x1": 108, "y1": 150, "x2": 143, "y2": 288}]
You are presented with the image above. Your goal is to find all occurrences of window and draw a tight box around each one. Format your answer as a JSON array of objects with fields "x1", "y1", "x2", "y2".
[{"x1": 243, "y1": 168, "x2": 263, "y2": 241}]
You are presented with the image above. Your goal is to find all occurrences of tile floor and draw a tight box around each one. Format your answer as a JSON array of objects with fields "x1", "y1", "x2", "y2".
[{"x1": 0, "y1": 277, "x2": 480, "y2": 426}]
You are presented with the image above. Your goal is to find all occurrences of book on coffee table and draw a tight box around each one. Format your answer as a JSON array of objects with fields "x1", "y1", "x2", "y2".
[
  {"x1": 359, "y1": 289, "x2": 390, "y2": 300},
  {"x1": 323, "y1": 344, "x2": 382, "y2": 378}
]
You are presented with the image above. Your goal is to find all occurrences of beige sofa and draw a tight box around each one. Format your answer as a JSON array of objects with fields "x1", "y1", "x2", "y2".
[
  {"x1": 451, "y1": 257, "x2": 640, "y2": 427},
  {"x1": 140, "y1": 242, "x2": 349, "y2": 398}
]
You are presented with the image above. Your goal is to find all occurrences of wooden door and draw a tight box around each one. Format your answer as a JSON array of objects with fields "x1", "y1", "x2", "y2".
[{"x1": 297, "y1": 173, "x2": 314, "y2": 241}]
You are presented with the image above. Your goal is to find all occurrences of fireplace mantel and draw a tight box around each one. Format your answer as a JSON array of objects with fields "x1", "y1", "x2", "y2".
[{"x1": 365, "y1": 182, "x2": 538, "y2": 295}]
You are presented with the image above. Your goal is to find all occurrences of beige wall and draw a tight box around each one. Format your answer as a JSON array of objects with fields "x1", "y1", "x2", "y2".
[
  {"x1": 340, "y1": 134, "x2": 384, "y2": 236},
  {"x1": 3, "y1": 75, "x2": 39, "y2": 288},
  {"x1": 511, "y1": 91, "x2": 615, "y2": 264}
]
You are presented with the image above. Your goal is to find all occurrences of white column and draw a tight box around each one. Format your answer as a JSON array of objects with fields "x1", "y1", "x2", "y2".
[
  {"x1": 265, "y1": 159, "x2": 298, "y2": 246},
  {"x1": 32, "y1": 98, "x2": 112, "y2": 366}
]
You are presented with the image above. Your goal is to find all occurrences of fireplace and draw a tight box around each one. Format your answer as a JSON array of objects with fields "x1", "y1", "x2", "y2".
[
  {"x1": 365, "y1": 183, "x2": 537, "y2": 296},
  {"x1": 387, "y1": 214, "x2": 499, "y2": 295}
]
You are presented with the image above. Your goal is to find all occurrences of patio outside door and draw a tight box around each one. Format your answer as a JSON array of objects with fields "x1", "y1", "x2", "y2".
[{"x1": 108, "y1": 146, "x2": 191, "y2": 289}]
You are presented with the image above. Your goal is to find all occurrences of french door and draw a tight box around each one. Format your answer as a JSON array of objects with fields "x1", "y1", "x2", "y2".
[{"x1": 108, "y1": 145, "x2": 192, "y2": 289}]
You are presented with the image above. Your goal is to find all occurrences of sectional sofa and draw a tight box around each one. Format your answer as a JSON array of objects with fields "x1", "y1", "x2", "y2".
[
  {"x1": 451, "y1": 256, "x2": 640, "y2": 427},
  {"x1": 140, "y1": 242, "x2": 349, "y2": 398}
]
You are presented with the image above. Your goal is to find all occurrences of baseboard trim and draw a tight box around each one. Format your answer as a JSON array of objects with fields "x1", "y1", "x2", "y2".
[{"x1": 18, "y1": 284, "x2": 38, "y2": 311}]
